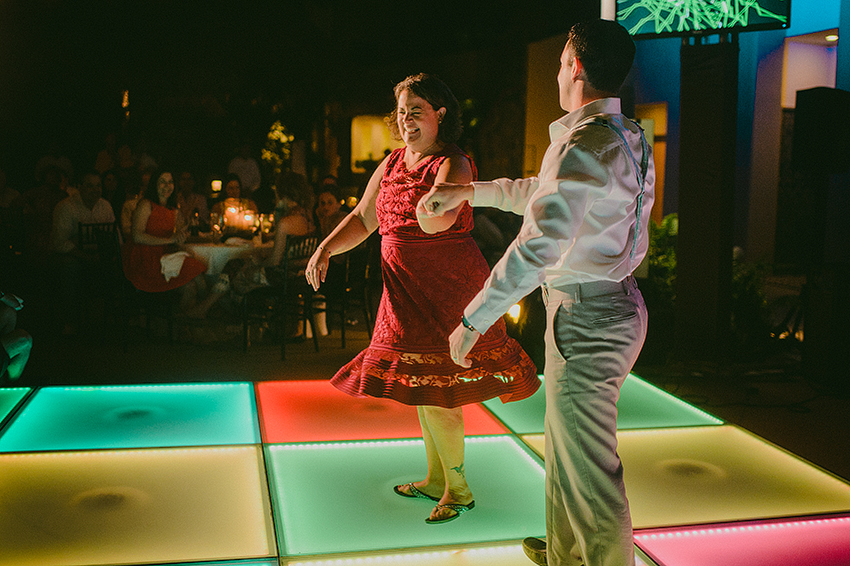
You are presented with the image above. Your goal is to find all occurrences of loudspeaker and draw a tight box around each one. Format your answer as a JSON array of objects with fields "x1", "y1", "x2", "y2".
[
  {"x1": 675, "y1": 40, "x2": 738, "y2": 362},
  {"x1": 792, "y1": 87, "x2": 850, "y2": 174}
]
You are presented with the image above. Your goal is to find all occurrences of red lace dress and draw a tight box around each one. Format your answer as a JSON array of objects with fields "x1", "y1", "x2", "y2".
[
  {"x1": 122, "y1": 201, "x2": 207, "y2": 292},
  {"x1": 331, "y1": 145, "x2": 539, "y2": 408}
]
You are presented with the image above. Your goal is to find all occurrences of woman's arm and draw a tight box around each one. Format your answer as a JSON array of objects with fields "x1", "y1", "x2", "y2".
[
  {"x1": 416, "y1": 154, "x2": 474, "y2": 234},
  {"x1": 305, "y1": 156, "x2": 387, "y2": 290}
]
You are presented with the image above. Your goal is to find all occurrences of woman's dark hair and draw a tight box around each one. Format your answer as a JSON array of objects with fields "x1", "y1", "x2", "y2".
[
  {"x1": 143, "y1": 170, "x2": 178, "y2": 209},
  {"x1": 386, "y1": 73, "x2": 463, "y2": 144},
  {"x1": 275, "y1": 170, "x2": 313, "y2": 208},
  {"x1": 223, "y1": 172, "x2": 242, "y2": 193}
]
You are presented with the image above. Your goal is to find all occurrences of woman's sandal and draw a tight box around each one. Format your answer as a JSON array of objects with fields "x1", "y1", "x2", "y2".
[
  {"x1": 425, "y1": 500, "x2": 475, "y2": 524},
  {"x1": 393, "y1": 482, "x2": 440, "y2": 502}
]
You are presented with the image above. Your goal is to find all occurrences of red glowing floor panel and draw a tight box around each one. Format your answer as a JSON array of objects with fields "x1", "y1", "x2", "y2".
[
  {"x1": 635, "y1": 515, "x2": 850, "y2": 566},
  {"x1": 256, "y1": 380, "x2": 507, "y2": 443}
]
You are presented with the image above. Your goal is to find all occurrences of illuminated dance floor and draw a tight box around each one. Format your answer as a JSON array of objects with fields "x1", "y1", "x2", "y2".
[{"x1": 1, "y1": 375, "x2": 849, "y2": 566}]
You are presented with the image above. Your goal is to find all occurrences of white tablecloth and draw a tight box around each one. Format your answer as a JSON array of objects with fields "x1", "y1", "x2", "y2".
[{"x1": 184, "y1": 242, "x2": 255, "y2": 276}]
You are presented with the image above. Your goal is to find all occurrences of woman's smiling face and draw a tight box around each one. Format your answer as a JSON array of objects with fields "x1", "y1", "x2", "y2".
[
  {"x1": 156, "y1": 172, "x2": 174, "y2": 203},
  {"x1": 396, "y1": 89, "x2": 443, "y2": 153}
]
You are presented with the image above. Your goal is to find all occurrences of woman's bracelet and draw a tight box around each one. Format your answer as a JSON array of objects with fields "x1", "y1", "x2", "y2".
[{"x1": 461, "y1": 314, "x2": 478, "y2": 333}]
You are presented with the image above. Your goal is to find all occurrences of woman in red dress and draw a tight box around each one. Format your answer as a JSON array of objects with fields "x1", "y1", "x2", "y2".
[
  {"x1": 306, "y1": 74, "x2": 539, "y2": 524},
  {"x1": 122, "y1": 170, "x2": 208, "y2": 312}
]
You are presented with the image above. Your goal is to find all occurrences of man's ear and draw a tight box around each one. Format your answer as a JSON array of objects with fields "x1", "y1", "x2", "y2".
[{"x1": 571, "y1": 55, "x2": 584, "y2": 82}]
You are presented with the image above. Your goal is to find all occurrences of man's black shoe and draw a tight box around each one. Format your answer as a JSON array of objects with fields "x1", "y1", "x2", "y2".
[{"x1": 522, "y1": 537, "x2": 547, "y2": 565}]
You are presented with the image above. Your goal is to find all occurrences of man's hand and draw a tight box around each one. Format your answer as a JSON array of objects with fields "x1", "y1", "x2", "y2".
[
  {"x1": 448, "y1": 322, "x2": 480, "y2": 368},
  {"x1": 418, "y1": 183, "x2": 474, "y2": 217}
]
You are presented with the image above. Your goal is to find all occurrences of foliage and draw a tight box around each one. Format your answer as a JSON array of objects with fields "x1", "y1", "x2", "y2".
[
  {"x1": 646, "y1": 213, "x2": 679, "y2": 308},
  {"x1": 261, "y1": 121, "x2": 295, "y2": 179}
]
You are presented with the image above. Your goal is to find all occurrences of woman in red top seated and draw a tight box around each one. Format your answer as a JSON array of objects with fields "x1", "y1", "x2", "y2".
[{"x1": 122, "y1": 169, "x2": 208, "y2": 313}]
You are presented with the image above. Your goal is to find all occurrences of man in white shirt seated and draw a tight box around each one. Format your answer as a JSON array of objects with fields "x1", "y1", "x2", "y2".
[{"x1": 51, "y1": 170, "x2": 116, "y2": 336}]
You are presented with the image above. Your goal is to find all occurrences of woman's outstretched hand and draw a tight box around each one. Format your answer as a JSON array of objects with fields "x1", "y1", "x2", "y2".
[{"x1": 305, "y1": 246, "x2": 331, "y2": 291}]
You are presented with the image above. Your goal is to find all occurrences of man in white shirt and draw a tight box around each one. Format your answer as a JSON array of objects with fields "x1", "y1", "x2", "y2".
[
  {"x1": 421, "y1": 20, "x2": 653, "y2": 566},
  {"x1": 51, "y1": 171, "x2": 116, "y2": 335},
  {"x1": 227, "y1": 142, "x2": 262, "y2": 196}
]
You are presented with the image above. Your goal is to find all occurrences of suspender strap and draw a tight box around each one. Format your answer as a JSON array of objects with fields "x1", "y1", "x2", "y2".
[{"x1": 587, "y1": 117, "x2": 649, "y2": 260}]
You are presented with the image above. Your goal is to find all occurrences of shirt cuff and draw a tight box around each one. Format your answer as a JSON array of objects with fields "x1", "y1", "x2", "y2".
[
  {"x1": 463, "y1": 292, "x2": 502, "y2": 335},
  {"x1": 470, "y1": 181, "x2": 503, "y2": 208}
]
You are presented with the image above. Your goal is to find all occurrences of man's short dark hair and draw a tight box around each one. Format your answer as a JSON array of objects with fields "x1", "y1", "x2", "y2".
[{"x1": 568, "y1": 20, "x2": 636, "y2": 94}]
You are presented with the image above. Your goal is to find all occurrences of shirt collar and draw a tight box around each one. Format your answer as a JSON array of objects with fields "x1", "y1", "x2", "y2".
[{"x1": 550, "y1": 98, "x2": 622, "y2": 142}]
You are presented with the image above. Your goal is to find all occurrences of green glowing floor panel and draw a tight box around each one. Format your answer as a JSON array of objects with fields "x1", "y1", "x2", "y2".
[
  {"x1": 523, "y1": 426, "x2": 850, "y2": 529},
  {"x1": 483, "y1": 373, "x2": 721, "y2": 434},
  {"x1": 0, "y1": 387, "x2": 29, "y2": 425},
  {"x1": 0, "y1": 383, "x2": 260, "y2": 452},
  {"x1": 0, "y1": 446, "x2": 276, "y2": 566},
  {"x1": 265, "y1": 436, "x2": 546, "y2": 557}
]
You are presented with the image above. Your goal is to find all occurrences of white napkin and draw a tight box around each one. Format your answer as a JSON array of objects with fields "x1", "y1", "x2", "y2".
[{"x1": 160, "y1": 251, "x2": 190, "y2": 282}]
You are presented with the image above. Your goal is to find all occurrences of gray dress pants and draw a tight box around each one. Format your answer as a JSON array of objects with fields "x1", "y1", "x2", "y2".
[{"x1": 541, "y1": 276, "x2": 647, "y2": 566}]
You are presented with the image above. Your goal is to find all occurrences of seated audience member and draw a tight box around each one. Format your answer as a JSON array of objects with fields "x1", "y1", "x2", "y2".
[
  {"x1": 176, "y1": 169, "x2": 209, "y2": 229},
  {"x1": 102, "y1": 169, "x2": 125, "y2": 220},
  {"x1": 315, "y1": 185, "x2": 348, "y2": 240},
  {"x1": 122, "y1": 170, "x2": 209, "y2": 315},
  {"x1": 50, "y1": 170, "x2": 116, "y2": 335},
  {"x1": 210, "y1": 173, "x2": 258, "y2": 221},
  {"x1": 22, "y1": 164, "x2": 69, "y2": 267},
  {"x1": 1, "y1": 291, "x2": 32, "y2": 384},
  {"x1": 186, "y1": 170, "x2": 315, "y2": 321},
  {"x1": 94, "y1": 133, "x2": 118, "y2": 175},
  {"x1": 227, "y1": 141, "x2": 261, "y2": 196}
]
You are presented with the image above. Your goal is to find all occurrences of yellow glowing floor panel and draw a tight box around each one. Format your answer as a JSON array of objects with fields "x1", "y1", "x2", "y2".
[
  {"x1": 0, "y1": 446, "x2": 276, "y2": 566},
  {"x1": 523, "y1": 426, "x2": 850, "y2": 529}
]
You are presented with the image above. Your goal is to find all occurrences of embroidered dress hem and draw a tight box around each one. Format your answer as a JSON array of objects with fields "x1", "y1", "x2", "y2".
[{"x1": 330, "y1": 336, "x2": 539, "y2": 409}]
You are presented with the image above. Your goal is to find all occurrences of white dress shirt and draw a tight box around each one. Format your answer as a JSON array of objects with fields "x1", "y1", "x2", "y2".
[
  {"x1": 51, "y1": 193, "x2": 116, "y2": 254},
  {"x1": 465, "y1": 98, "x2": 655, "y2": 333}
]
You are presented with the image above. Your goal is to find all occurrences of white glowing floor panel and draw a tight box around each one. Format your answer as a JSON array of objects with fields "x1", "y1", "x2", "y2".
[
  {"x1": 0, "y1": 446, "x2": 276, "y2": 566},
  {"x1": 266, "y1": 436, "x2": 546, "y2": 557},
  {"x1": 0, "y1": 383, "x2": 260, "y2": 452},
  {"x1": 522, "y1": 426, "x2": 850, "y2": 529}
]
